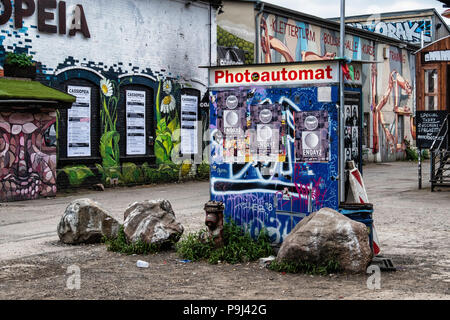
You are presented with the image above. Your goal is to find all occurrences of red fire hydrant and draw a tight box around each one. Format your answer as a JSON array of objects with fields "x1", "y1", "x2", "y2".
[{"x1": 204, "y1": 201, "x2": 225, "y2": 248}]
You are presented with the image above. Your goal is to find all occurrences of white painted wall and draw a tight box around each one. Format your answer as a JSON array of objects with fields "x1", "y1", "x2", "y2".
[{"x1": 0, "y1": 0, "x2": 216, "y2": 88}]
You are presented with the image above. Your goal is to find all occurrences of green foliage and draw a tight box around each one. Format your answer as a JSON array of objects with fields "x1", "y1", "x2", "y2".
[
  {"x1": 155, "y1": 115, "x2": 181, "y2": 165},
  {"x1": 5, "y1": 52, "x2": 34, "y2": 67},
  {"x1": 217, "y1": 26, "x2": 255, "y2": 64},
  {"x1": 95, "y1": 163, "x2": 122, "y2": 186},
  {"x1": 175, "y1": 230, "x2": 214, "y2": 261},
  {"x1": 62, "y1": 165, "x2": 94, "y2": 186},
  {"x1": 141, "y1": 163, "x2": 180, "y2": 184},
  {"x1": 404, "y1": 139, "x2": 418, "y2": 161},
  {"x1": 176, "y1": 221, "x2": 274, "y2": 265},
  {"x1": 100, "y1": 130, "x2": 120, "y2": 168},
  {"x1": 155, "y1": 82, "x2": 162, "y2": 123},
  {"x1": 421, "y1": 149, "x2": 430, "y2": 160},
  {"x1": 269, "y1": 258, "x2": 341, "y2": 276},
  {"x1": 103, "y1": 225, "x2": 161, "y2": 255},
  {"x1": 196, "y1": 162, "x2": 210, "y2": 180},
  {"x1": 157, "y1": 163, "x2": 181, "y2": 183},
  {"x1": 406, "y1": 148, "x2": 419, "y2": 161},
  {"x1": 122, "y1": 162, "x2": 144, "y2": 184},
  {"x1": 155, "y1": 118, "x2": 174, "y2": 164}
]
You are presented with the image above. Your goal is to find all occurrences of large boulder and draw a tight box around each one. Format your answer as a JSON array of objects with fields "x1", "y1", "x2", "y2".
[
  {"x1": 277, "y1": 207, "x2": 373, "y2": 273},
  {"x1": 57, "y1": 198, "x2": 120, "y2": 244},
  {"x1": 123, "y1": 199, "x2": 184, "y2": 246}
]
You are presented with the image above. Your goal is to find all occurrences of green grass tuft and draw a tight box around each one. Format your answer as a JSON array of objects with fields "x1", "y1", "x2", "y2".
[
  {"x1": 103, "y1": 225, "x2": 161, "y2": 255},
  {"x1": 176, "y1": 221, "x2": 274, "y2": 265},
  {"x1": 269, "y1": 258, "x2": 341, "y2": 275}
]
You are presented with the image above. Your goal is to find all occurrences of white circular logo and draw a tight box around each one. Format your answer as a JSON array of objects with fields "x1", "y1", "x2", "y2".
[
  {"x1": 259, "y1": 125, "x2": 273, "y2": 140},
  {"x1": 305, "y1": 133, "x2": 319, "y2": 148},
  {"x1": 225, "y1": 111, "x2": 239, "y2": 126},
  {"x1": 305, "y1": 116, "x2": 319, "y2": 130},
  {"x1": 226, "y1": 95, "x2": 239, "y2": 109},
  {"x1": 259, "y1": 109, "x2": 273, "y2": 124}
]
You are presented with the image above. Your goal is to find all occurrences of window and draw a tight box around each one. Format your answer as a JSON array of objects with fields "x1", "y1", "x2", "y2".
[
  {"x1": 58, "y1": 79, "x2": 100, "y2": 160},
  {"x1": 424, "y1": 68, "x2": 439, "y2": 110},
  {"x1": 67, "y1": 85, "x2": 92, "y2": 157},
  {"x1": 118, "y1": 84, "x2": 154, "y2": 158}
]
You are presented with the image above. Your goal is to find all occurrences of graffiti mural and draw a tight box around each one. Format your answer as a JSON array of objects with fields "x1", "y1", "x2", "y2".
[
  {"x1": 0, "y1": 112, "x2": 57, "y2": 201},
  {"x1": 256, "y1": 12, "x2": 417, "y2": 161},
  {"x1": 371, "y1": 47, "x2": 414, "y2": 157},
  {"x1": 0, "y1": 0, "x2": 213, "y2": 193},
  {"x1": 258, "y1": 13, "x2": 375, "y2": 63},
  {"x1": 155, "y1": 80, "x2": 182, "y2": 165},
  {"x1": 60, "y1": 76, "x2": 190, "y2": 188},
  {"x1": 349, "y1": 20, "x2": 432, "y2": 43},
  {"x1": 210, "y1": 86, "x2": 339, "y2": 243}
]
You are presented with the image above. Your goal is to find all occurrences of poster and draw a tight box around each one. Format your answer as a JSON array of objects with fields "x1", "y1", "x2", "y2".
[
  {"x1": 126, "y1": 90, "x2": 146, "y2": 155},
  {"x1": 249, "y1": 104, "x2": 285, "y2": 163},
  {"x1": 181, "y1": 95, "x2": 198, "y2": 155},
  {"x1": 295, "y1": 110, "x2": 329, "y2": 162},
  {"x1": 344, "y1": 105, "x2": 359, "y2": 163},
  {"x1": 67, "y1": 86, "x2": 91, "y2": 157},
  {"x1": 218, "y1": 91, "x2": 247, "y2": 163}
]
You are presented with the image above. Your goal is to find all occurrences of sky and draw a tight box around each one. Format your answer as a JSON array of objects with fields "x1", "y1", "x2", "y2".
[{"x1": 263, "y1": 0, "x2": 450, "y2": 25}]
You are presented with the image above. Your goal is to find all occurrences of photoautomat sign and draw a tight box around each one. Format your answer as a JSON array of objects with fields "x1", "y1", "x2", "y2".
[{"x1": 209, "y1": 62, "x2": 340, "y2": 88}]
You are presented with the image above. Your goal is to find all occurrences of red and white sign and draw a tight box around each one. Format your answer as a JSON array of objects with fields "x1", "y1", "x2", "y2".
[
  {"x1": 349, "y1": 166, "x2": 369, "y2": 204},
  {"x1": 348, "y1": 165, "x2": 381, "y2": 256},
  {"x1": 210, "y1": 62, "x2": 339, "y2": 87}
]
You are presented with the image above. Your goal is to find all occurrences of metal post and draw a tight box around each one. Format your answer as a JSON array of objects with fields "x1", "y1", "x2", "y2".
[
  {"x1": 418, "y1": 148, "x2": 422, "y2": 189},
  {"x1": 339, "y1": 0, "x2": 346, "y2": 203}
]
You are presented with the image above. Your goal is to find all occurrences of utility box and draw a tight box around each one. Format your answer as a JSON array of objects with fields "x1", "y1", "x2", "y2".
[{"x1": 207, "y1": 61, "x2": 363, "y2": 243}]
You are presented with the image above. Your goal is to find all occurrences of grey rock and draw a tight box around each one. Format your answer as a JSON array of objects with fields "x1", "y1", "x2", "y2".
[
  {"x1": 123, "y1": 199, "x2": 184, "y2": 246},
  {"x1": 57, "y1": 198, "x2": 120, "y2": 244},
  {"x1": 277, "y1": 207, "x2": 373, "y2": 273}
]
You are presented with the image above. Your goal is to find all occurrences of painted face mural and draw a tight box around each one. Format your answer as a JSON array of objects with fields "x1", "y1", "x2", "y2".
[{"x1": 0, "y1": 112, "x2": 57, "y2": 201}]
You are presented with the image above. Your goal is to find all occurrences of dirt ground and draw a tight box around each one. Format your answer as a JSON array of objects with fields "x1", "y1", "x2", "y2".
[{"x1": 0, "y1": 161, "x2": 449, "y2": 300}]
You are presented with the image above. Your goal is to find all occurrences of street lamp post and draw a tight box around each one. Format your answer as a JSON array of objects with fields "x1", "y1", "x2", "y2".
[{"x1": 339, "y1": 0, "x2": 346, "y2": 203}]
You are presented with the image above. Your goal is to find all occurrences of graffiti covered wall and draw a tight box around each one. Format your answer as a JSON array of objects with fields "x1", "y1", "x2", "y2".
[
  {"x1": 258, "y1": 13, "x2": 376, "y2": 63},
  {"x1": 210, "y1": 86, "x2": 339, "y2": 243},
  {"x1": 371, "y1": 46, "x2": 415, "y2": 161},
  {"x1": 0, "y1": 111, "x2": 57, "y2": 201},
  {"x1": 349, "y1": 19, "x2": 432, "y2": 44},
  {"x1": 256, "y1": 12, "x2": 416, "y2": 162},
  {"x1": 0, "y1": 0, "x2": 215, "y2": 190}
]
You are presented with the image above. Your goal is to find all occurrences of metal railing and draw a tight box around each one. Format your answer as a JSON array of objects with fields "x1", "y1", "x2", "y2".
[{"x1": 430, "y1": 115, "x2": 450, "y2": 191}]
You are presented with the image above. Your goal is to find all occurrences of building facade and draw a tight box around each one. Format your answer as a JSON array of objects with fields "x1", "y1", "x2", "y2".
[
  {"x1": 218, "y1": 0, "x2": 420, "y2": 163},
  {"x1": 0, "y1": 0, "x2": 218, "y2": 195},
  {"x1": 337, "y1": 9, "x2": 450, "y2": 45},
  {"x1": 415, "y1": 36, "x2": 450, "y2": 113}
]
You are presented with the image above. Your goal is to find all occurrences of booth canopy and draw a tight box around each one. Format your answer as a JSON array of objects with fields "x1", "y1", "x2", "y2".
[{"x1": 0, "y1": 78, "x2": 75, "y2": 109}]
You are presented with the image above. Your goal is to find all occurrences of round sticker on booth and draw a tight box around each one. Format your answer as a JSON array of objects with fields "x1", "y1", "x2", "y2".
[
  {"x1": 259, "y1": 109, "x2": 272, "y2": 124},
  {"x1": 305, "y1": 133, "x2": 319, "y2": 148},
  {"x1": 305, "y1": 116, "x2": 319, "y2": 130},
  {"x1": 225, "y1": 111, "x2": 239, "y2": 126},
  {"x1": 259, "y1": 125, "x2": 273, "y2": 140},
  {"x1": 226, "y1": 95, "x2": 239, "y2": 109}
]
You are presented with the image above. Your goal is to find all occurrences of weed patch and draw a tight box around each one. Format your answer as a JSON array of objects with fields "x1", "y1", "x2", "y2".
[
  {"x1": 269, "y1": 259, "x2": 341, "y2": 275},
  {"x1": 103, "y1": 225, "x2": 162, "y2": 255},
  {"x1": 176, "y1": 222, "x2": 274, "y2": 264}
]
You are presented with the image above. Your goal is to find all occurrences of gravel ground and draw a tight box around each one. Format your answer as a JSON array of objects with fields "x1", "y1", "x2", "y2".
[{"x1": 0, "y1": 161, "x2": 448, "y2": 300}]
